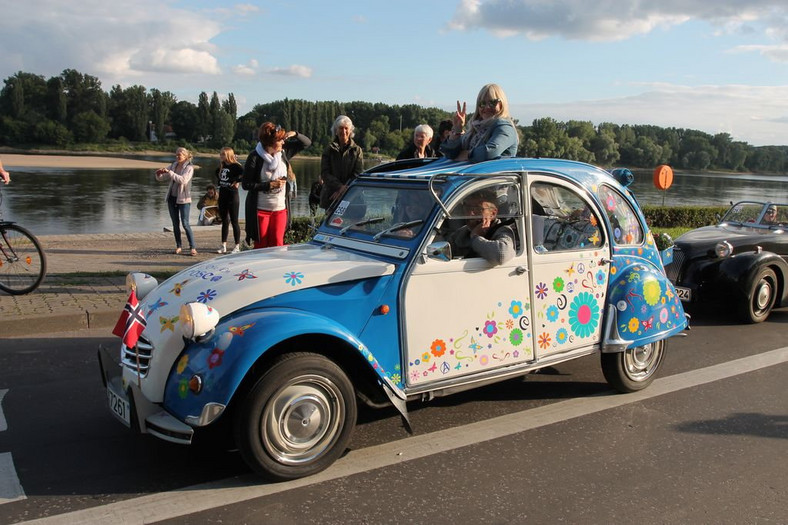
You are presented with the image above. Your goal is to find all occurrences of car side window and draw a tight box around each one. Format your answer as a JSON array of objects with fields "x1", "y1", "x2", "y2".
[
  {"x1": 598, "y1": 185, "x2": 644, "y2": 246},
  {"x1": 530, "y1": 182, "x2": 603, "y2": 253}
]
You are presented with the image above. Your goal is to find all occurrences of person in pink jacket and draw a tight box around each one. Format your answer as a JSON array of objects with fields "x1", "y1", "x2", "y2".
[{"x1": 156, "y1": 147, "x2": 197, "y2": 255}]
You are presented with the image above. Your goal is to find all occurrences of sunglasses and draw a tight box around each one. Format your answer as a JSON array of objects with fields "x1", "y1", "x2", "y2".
[{"x1": 479, "y1": 99, "x2": 501, "y2": 109}]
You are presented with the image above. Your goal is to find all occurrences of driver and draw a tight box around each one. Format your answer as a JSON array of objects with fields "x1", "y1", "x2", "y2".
[
  {"x1": 448, "y1": 189, "x2": 515, "y2": 266},
  {"x1": 762, "y1": 205, "x2": 779, "y2": 225}
]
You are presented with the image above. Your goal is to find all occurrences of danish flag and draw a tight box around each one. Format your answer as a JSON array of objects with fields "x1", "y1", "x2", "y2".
[{"x1": 112, "y1": 288, "x2": 148, "y2": 348}]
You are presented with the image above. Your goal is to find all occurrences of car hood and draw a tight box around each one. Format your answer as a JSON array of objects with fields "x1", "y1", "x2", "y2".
[
  {"x1": 139, "y1": 243, "x2": 396, "y2": 346},
  {"x1": 674, "y1": 223, "x2": 786, "y2": 257}
]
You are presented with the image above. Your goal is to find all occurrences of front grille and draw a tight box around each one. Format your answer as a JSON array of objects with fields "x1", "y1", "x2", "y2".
[
  {"x1": 664, "y1": 247, "x2": 685, "y2": 282},
  {"x1": 121, "y1": 335, "x2": 154, "y2": 377}
]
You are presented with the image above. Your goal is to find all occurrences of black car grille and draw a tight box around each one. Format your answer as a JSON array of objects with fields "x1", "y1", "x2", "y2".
[
  {"x1": 664, "y1": 247, "x2": 685, "y2": 282},
  {"x1": 121, "y1": 335, "x2": 153, "y2": 377}
]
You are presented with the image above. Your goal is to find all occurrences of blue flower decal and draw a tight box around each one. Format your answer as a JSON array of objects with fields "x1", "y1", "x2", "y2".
[
  {"x1": 197, "y1": 289, "x2": 217, "y2": 303},
  {"x1": 568, "y1": 291, "x2": 600, "y2": 338},
  {"x1": 284, "y1": 271, "x2": 304, "y2": 286},
  {"x1": 556, "y1": 328, "x2": 568, "y2": 344},
  {"x1": 509, "y1": 300, "x2": 524, "y2": 318},
  {"x1": 596, "y1": 269, "x2": 606, "y2": 285},
  {"x1": 546, "y1": 305, "x2": 559, "y2": 322}
]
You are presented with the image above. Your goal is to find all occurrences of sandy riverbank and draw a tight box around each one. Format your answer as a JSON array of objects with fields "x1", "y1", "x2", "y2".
[{"x1": 1, "y1": 153, "x2": 167, "y2": 169}]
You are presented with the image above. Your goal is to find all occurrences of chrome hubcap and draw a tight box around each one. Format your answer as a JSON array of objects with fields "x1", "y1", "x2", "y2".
[
  {"x1": 623, "y1": 341, "x2": 662, "y2": 382},
  {"x1": 754, "y1": 280, "x2": 773, "y2": 312}
]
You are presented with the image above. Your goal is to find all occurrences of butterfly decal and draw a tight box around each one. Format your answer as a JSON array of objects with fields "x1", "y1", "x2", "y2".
[
  {"x1": 147, "y1": 297, "x2": 167, "y2": 317},
  {"x1": 641, "y1": 316, "x2": 654, "y2": 330},
  {"x1": 170, "y1": 279, "x2": 190, "y2": 296},
  {"x1": 229, "y1": 322, "x2": 255, "y2": 336},
  {"x1": 159, "y1": 315, "x2": 179, "y2": 332}
]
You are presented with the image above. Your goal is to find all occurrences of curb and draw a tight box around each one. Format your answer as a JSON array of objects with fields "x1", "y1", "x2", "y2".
[{"x1": 0, "y1": 309, "x2": 118, "y2": 337}]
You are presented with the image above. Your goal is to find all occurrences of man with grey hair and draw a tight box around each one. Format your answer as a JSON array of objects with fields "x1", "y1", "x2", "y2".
[{"x1": 396, "y1": 124, "x2": 437, "y2": 160}]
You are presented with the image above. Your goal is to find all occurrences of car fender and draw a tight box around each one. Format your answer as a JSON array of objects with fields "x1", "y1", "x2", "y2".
[
  {"x1": 161, "y1": 308, "x2": 399, "y2": 423},
  {"x1": 603, "y1": 261, "x2": 688, "y2": 352},
  {"x1": 717, "y1": 251, "x2": 788, "y2": 304}
]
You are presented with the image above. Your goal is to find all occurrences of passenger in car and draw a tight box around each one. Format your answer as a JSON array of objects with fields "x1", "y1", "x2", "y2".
[
  {"x1": 448, "y1": 190, "x2": 516, "y2": 265},
  {"x1": 761, "y1": 205, "x2": 781, "y2": 226},
  {"x1": 440, "y1": 83, "x2": 519, "y2": 163}
]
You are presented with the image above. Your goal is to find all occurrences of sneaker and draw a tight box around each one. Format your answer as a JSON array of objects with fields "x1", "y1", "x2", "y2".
[
  {"x1": 231, "y1": 244, "x2": 241, "y2": 254},
  {"x1": 217, "y1": 245, "x2": 227, "y2": 254}
]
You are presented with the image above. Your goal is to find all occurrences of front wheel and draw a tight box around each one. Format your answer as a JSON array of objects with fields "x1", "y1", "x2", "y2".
[
  {"x1": 738, "y1": 267, "x2": 777, "y2": 324},
  {"x1": 601, "y1": 340, "x2": 665, "y2": 393},
  {"x1": 0, "y1": 223, "x2": 47, "y2": 295},
  {"x1": 234, "y1": 352, "x2": 357, "y2": 481}
]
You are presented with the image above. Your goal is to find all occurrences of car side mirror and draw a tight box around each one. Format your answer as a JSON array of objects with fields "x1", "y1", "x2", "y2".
[{"x1": 426, "y1": 241, "x2": 452, "y2": 262}]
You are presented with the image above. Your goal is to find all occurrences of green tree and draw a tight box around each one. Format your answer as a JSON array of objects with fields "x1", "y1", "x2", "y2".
[
  {"x1": 170, "y1": 100, "x2": 199, "y2": 142},
  {"x1": 72, "y1": 110, "x2": 110, "y2": 142},
  {"x1": 149, "y1": 89, "x2": 176, "y2": 142}
]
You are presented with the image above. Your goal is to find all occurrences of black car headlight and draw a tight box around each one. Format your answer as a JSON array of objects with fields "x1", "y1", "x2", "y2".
[{"x1": 714, "y1": 241, "x2": 733, "y2": 258}]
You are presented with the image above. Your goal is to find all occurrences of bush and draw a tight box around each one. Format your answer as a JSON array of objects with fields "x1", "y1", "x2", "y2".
[
  {"x1": 642, "y1": 205, "x2": 727, "y2": 228},
  {"x1": 284, "y1": 215, "x2": 324, "y2": 244}
]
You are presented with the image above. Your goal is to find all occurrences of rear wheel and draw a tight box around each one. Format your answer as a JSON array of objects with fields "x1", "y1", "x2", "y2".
[
  {"x1": 234, "y1": 353, "x2": 357, "y2": 481},
  {"x1": 601, "y1": 340, "x2": 665, "y2": 393},
  {"x1": 738, "y1": 267, "x2": 777, "y2": 324},
  {"x1": 0, "y1": 223, "x2": 47, "y2": 295}
]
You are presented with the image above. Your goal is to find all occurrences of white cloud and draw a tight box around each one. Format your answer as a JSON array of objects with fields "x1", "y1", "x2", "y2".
[
  {"x1": 0, "y1": 0, "x2": 226, "y2": 81},
  {"x1": 447, "y1": 0, "x2": 788, "y2": 43},
  {"x1": 512, "y1": 83, "x2": 788, "y2": 146},
  {"x1": 269, "y1": 65, "x2": 313, "y2": 78},
  {"x1": 231, "y1": 59, "x2": 259, "y2": 76}
]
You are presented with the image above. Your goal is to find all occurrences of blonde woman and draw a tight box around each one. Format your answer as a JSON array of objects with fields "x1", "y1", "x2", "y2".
[
  {"x1": 156, "y1": 147, "x2": 196, "y2": 255},
  {"x1": 440, "y1": 83, "x2": 519, "y2": 162},
  {"x1": 215, "y1": 147, "x2": 244, "y2": 253}
]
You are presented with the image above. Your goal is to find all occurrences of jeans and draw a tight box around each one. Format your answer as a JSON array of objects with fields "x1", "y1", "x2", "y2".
[{"x1": 167, "y1": 195, "x2": 195, "y2": 249}]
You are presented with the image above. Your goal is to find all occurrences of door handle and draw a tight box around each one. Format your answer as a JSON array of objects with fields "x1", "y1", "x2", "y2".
[
  {"x1": 515, "y1": 266, "x2": 528, "y2": 275},
  {"x1": 599, "y1": 258, "x2": 613, "y2": 265}
]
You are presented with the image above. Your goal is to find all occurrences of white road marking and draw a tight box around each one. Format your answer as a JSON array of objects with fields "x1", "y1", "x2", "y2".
[
  {"x1": 0, "y1": 453, "x2": 25, "y2": 505},
  {"x1": 17, "y1": 346, "x2": 788, "y2": 525},
  {"x1": 0, "y1": 389, "x2": 7, "y2": 432}
]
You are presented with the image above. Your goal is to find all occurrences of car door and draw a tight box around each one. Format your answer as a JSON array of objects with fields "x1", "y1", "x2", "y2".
[
  {"x1": 402, "y1": 177, "x2": 535, "y2": 388},
  {"x1": 528, "y1": 177, "x2": 611, "y2": 358}
]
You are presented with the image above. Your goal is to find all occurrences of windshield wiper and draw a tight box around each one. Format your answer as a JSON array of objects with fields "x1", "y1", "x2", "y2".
[
  {"x1": 372, "y1": 220, "x2": 424, "y2": 242},
  {"x1": 339, "y1": 217, "x2": 384, "y2": 235}
]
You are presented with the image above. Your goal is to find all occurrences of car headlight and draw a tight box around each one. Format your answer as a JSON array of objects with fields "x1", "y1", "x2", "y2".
[
  {"x1": 714, "y1": 241, "x2": 733, "y2": 258},
  {"x1": 126, "y1": 272, "x2": 158, "y2": 300},
  {"x1": 180, "y1": 302, "x2": 220, "y2": 340}
]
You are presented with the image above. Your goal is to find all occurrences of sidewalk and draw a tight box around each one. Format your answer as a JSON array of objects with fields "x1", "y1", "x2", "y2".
[{"x1": 0, "y1": 227, "x2": 232, "y2": 337}]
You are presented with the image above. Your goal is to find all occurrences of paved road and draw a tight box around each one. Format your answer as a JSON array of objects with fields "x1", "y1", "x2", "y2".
[{"x1": 0, "y1": 309, "x2": 785, "y2": 524}]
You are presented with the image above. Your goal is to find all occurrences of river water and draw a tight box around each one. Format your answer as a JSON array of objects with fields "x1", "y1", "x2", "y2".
[{"x1": 1, "y1": 158, "x2": 787, "y2": 236}]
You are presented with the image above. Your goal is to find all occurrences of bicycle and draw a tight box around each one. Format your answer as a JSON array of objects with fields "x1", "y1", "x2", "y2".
[{"x1": 0, "y1": 187, "x2": 47, "y2": 295}]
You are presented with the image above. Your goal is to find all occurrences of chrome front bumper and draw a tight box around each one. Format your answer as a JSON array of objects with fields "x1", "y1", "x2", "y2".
[{"x1": 97, "y1": 344, "x2": 194, "y2": 445}]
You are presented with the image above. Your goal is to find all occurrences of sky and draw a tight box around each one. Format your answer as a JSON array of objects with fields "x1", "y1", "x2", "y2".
[{"x1": 2, "y1": 0, "x2": 788, "y2": 146}]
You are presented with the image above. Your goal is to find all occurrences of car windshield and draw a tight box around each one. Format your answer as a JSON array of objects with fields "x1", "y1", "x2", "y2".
[
  {"x1": 325, "y1": 185, "x2": 437, "y2": 239},
  {"x1": 722, "y1": 202, "x2": 788, "y2": 226}
]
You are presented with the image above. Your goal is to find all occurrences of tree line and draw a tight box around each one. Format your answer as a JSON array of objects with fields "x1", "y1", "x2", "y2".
[{"x1": 1, "y1": 69, "x2": 786, "y2": 173}]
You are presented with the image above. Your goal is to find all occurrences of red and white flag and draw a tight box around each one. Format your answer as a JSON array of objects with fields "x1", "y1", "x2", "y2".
[{"x1": 112, "y1": 288, "x2": 147, "y2": 348}]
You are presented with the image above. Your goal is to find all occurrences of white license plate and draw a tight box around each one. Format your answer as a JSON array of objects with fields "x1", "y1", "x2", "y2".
[
  {"x1": 675, "y1": 286, "x2": 692, "y2": 301},
  {"x1": 107, "y1": 386, "x2": 131, "y2": 427}
]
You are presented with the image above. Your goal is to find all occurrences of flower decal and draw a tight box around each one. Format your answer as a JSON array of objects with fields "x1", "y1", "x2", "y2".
[
  {"x1": 208, "y1": 348, "x2": 225, "y2": 369},
  {"x1": 628, "y1": 317, "x2": 640, "y2": 333},
  {"x1": 483, "y1": 320, "x2": 498, "y2": 338},
  {"x1": 556, "y1": 328, "x2": 568, "y2": 344},
  {"x1": 538, "y1": 332, "x2": 552, "y2": 349},
  {"x1": 553, "y1": 277, "x2": 565, "y2": 292},
  {"x1": 509, "y1": 329, "x2": 523, "y2": 346},
  {"x1": 606, "y1": 194, "x2": 616, "y2": 210},
  {"x1": 176, "y1": 355, "x2": 189, "y2": 374},
  {"x1": 595, "y1": 270, "x2": 606, "y2": 285},
  {"x1": 197, "y1": 289, "x2": 217, "y2": 303},
  {"x1": 178, "y1": 378, "x2": 189, "y2": 399},
  {"x1": 659, "y1": 307, "x2": 669, "y2": 324},
  {"x1": 535, "y1": 282, "x2": 548, "y2": 299},
  {"x1": 430, "y1": 339, "x2": 447, "y2": 357},
  {"x1": 643, "y1": 279, "x2": 661, "y2": 306},
  {"x1": 546, "y1": 305, "x2": 559, "y2": 322},
  {"x1": 568, "y1": 291, "x2": 601, "y2": 338},
  {"x1": 284, "y1": 271, "x2": 304, "y2": 286},
  {"x1": 509, "y1": 300, "x2": 523, "y2": 318}
]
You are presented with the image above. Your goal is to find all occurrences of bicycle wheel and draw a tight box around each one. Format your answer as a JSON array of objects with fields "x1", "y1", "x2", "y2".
[{"x1": 0, "y1": 223, "x2": 47, "y2": 295}]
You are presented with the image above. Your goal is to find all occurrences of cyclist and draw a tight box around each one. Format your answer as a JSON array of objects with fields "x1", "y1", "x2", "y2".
[{"x1": 0, "y1": 159, "x2": 9, "y2": 184}]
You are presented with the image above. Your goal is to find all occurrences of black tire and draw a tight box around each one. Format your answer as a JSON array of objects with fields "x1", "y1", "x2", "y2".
[
  {"x1": 233, "y1": 352, "x2": 357, "y2": 481},
  {"x1": 0, "y1": 223, "x2": 47, "y2": 295},
  {"x1": 601, "y1": 340, "x2": 665, "y2": 393},
  {"x1": 738, "y1": 267, "x2": 777, "y2": 324}
]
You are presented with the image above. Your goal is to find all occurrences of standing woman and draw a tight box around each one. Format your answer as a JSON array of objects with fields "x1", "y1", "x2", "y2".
[
  {"x1": 319, "y1": 115, "x2": 363, "y2": 209},
  {"x1": 440, "y1": 83, "x2": 519, "y2": 163},
  {"x1": 156, "y1": 147, "x2": 197, "y2": 255},
  {"x1": 243, "y1": 123, "x2": 311, "y2": 248},
  {"x1": 215, "y1": 147, "x2": 244, "y2": 253}
]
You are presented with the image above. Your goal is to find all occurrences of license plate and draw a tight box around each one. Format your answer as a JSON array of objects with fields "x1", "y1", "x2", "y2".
[
  {"x1": 107, "y1": 386, "x2": 131, "y2": 427},
  {"x1": 675, "y1": 286, "x2": 691, "y2": 301}
]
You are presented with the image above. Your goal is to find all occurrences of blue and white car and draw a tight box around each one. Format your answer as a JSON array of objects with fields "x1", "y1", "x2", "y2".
[{"x1": 99, "y1": 157, "x2": 688, "y2": 481}]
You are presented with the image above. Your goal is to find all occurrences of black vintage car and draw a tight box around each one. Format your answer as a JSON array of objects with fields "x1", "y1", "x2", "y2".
[{"x1": 664, "y1": 201, "x2": 788, "y2": 323}]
